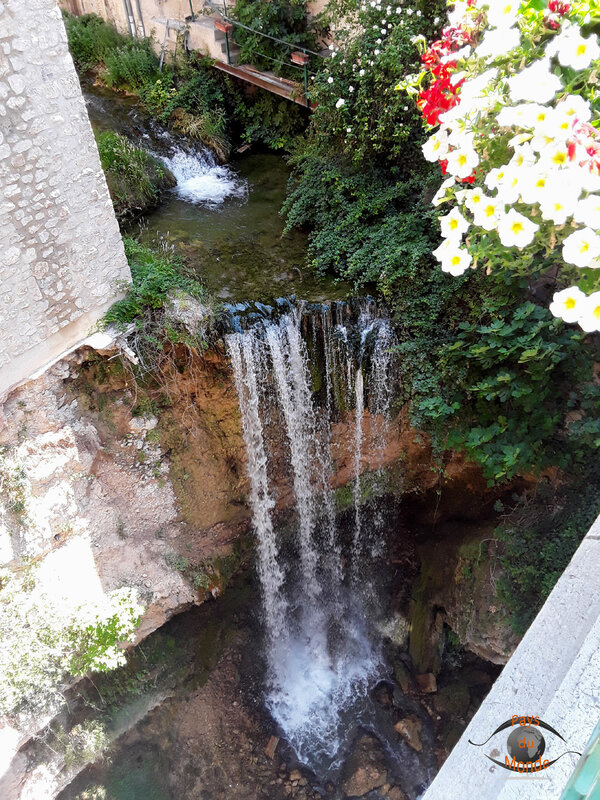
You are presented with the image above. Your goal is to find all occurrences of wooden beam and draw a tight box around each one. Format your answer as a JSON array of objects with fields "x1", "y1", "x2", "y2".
[{"x1": 210, "y1": 60, "x2": 316, "y2": 109}]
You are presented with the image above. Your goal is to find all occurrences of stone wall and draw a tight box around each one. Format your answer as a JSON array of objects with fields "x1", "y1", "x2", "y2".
[{"x1": 0, "y1": 0, "x2": 130, "y2": 399}]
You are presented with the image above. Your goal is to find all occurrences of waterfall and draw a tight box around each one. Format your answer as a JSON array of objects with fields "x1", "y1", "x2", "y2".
[
  {"x1": 160, "y1": 147, "x2": 247, "y2": 205},
  {"x1": 227, "y1": 334, "x2": 287, "y2": 636},
  {"x1": 226, "y1": 299, "x2": 397, "y2": 772},
  {"x1": 83, "y1": 87, "x2": 248, "y2": 207}
]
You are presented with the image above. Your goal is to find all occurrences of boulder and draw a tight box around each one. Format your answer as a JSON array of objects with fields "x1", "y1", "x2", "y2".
[
  {"x1": 433, "y1": 681, "x2": 471, "y2": 717},
  {"x1": 264, "y1": 735, "x2": 279, "y2": 760},
  {"x1": 394, "y1": 716, "x2": 423, "y2": 753},
  {"x1": 341, "y1": 734, "x2": 388, "y2": 798},
  {"x1": 416, "y1": 673, "x2": 437, "y2": 693}
]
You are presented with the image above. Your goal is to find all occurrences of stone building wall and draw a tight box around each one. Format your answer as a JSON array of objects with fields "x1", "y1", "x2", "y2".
[{"x1": 0, "y1": 0, "x2": 130, "y2": 399}]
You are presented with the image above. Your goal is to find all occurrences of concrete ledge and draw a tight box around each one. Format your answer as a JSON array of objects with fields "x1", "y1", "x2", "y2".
[{"x1": 423, "y1": 514, "x2": 600, "y2": 799}]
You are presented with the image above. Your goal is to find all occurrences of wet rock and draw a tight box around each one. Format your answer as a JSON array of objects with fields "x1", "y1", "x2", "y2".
[
  {"x1": 387, "y1": 787, "x2": 407, "y2": 800},
  {"x1": 442, "y1": 720, "x2": 467, "y2": 752},
  {"x1": 394, "y1": 716, "x2": 423, "y2": 752},
  {"x1": 378, "y1": 613, "x2": 410, "y2": 649},
  {"x1": 433, "y1": 681, "x2": 471, "y2": 717},
  {"x1": 129, "y1": 415, "x2": 158, "y2": 434},
  {"x1": 265, "y1": 735, "x2": 279, "y2": 760},
  {"x1": 165, "y1": 291, "x2": 215, "y2": 340},
  {"x1": 393, "y1": 662, "x2": 412, "y2": 695},
  {"x1": 340, "y1": 734, "x2": 388, "y2": 798},
  {"x1": 373, "y1": 680, "x2": 394, "y2": 708},
  {"x1": 416, "y1": 673, "x2": 437, "y2": 693},
  {"x1": 289, "y1": 769, "x2": 303, "y2": 782}
]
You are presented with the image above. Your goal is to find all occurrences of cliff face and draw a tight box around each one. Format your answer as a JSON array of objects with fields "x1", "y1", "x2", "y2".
[
  {"x1": 0, "y1": 343, "x2": 511, "y2": 799},
  {"x1": 0, "y1": 343, "x2": 508, "y2": 658}
]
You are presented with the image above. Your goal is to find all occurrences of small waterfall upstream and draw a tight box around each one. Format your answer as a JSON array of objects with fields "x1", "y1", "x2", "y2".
[
  {"x1": 160, "y1": 147, "x2": 247, "y2": 206},
  {"x1": 84, "y1": 87, "x2": 247, "y2": 207},
  {"x1": 226, "y1": 299, "x2": 397, "y2": 773}
]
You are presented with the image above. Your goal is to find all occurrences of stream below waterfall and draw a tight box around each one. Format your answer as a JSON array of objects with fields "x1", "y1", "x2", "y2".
[
  {"x1": 58, "y1": 85, "x2": 503, "y2": 800},
  {"x1": 83, "y1": 84, "x2": 351, "y2": 302}
]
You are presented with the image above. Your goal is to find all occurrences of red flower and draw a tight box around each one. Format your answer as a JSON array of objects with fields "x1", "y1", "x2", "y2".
[{"x1": 548, "y1": 1, "x2": 570, "y2": 14}]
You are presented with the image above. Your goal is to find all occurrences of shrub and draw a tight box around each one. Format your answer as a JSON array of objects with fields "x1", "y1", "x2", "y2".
[
  {"x1": 231, "y1": 0, "x2": 319, "y2": 79},
  {"x1": 103, "y1": 39, "x2": 159, "y2": 91},
  {"x1": 0, "y1": 563, "x2": 142, "y2": 718},
  {"x1": 62, "y1": 12, "x2": 127, "y2": 70},
  {"x1": 105, "y1": 239, "x2": 206, "y2": 327}
]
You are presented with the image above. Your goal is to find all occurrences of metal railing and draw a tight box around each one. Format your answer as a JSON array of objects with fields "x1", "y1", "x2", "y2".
[{"x1": 194, "y1": 0, "x2": 325, "y2": 105}]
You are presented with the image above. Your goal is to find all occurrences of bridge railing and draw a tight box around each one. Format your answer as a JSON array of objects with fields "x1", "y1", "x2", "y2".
[{"x1": 196, "y1": 0, "x2": 326, "y2": 104}]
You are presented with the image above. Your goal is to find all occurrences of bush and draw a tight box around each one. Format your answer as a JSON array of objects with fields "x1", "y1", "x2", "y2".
[
  {"x1": 105, "y1": 238, "x2": 206, "y2": 327},
  {"x1": 231, "y1": 0, "x2": 319, "y2": 79},
  {"x1": 103, "y1": 39, "x2": 159, "y2": 91},
  {"x1": 62, "y1": 12, "x2": 127, "y2": 70},
  {"x1": 0, "y1": 563, "x2": 142, "y2": 718}
]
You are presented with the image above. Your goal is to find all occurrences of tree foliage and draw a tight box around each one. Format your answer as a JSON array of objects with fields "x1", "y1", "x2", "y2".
[{"x1": 283, "y1": 0, "x2": 600, "y2": 483}]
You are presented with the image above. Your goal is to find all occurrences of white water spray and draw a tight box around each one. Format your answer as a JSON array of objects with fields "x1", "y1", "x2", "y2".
[{"x1": 161, "y1": 147, "x2": 247, "y2": 205}]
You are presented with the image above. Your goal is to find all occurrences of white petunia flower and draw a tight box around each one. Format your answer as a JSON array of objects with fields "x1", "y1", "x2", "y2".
[
  {"x1": 328, "y1": 76, "x2": 334, "y2": 83},
  {"x1": 549, "y1": 286, "x2": 586, "y2": 323},
  {"x1": 432, "y1": 237, "x2": 455, "y2": 261},
  {"x1": 578, "y1": 169, "x2": 600, "y2": 195},
  {"x1": 484, "y1": 166, "x2": 509, "y2": 192},
  {"x1": 497, "y1": 104, "x2": 531, "y2": 128},
  {"x1": 577, "y1": 292, "x2": 600, "y2": 332},
  {"x1": 447, "y1": 127, "x2": 475, "y2": 150},
  {"x1": 531, "y1": 131, "x2": 558, "y2": 154},
  {"x1": 441, "y1": 45, "x2": 472, "y2": 63},
  {"x1": 473, "y1": 196, "x2": 505, "y2": 231},
  {"x1": 335, "y1": 98, "x2": 345, "y2": 108},
  {"x1": 519, "y1": 169, "x2": 551, "y2": 205},
  {"x1": 432, "y1": 177, "x2": 456, "y2": 207},
  {"x1": 475, "y1": 26, "x2": 520, "y2": 59},
  {"x1": 496, "y1": 169, "x2": 523, "y2": 205},
  {"x1": 457, "y1": 69, "x2": 498, "y2": 110},
  {"x1": 555, "y1": 95, "x2": 592, "y2": 126},
  {"x1": 446, "y1": 147, "x2": 480, "y2": 180},
  {"x1": 555, "y1": 29, "x2": 600, "y2": 71},
  {"x1": 563, "y1": 228, "x2": 600, "y2": 268},
  {"x1": 463, "y1": 186, "x2": 485, "y2": 214},
  {"x1": 422, "y1": 130, "x2": 450, "y2": 163},
  {"x1": 440, "y1": 247, "x2": 473, "y2": 276},
  {"x1": 509, "y1": 143, "x2": 536, "y2": 170},
  {"x1": 574, "y1": 195, "x2": 600, "y2": 231},
  {"x1": 540, "y1": 182, "x2": 581, "y2": 225},
  {"x1": 447, "y1": 0, "x2": 470, "y2": 25},
  {"x1": 497, "y1": 209, "x2": 539, "y2": 248},
  {"x1": 440, "y1": 207, "x2": 470, "y2": 239},
  {"x1": 486, "y1": 0, "x2": 520, "y2": 29},
  {"x1": 538, "y1": 142, "x2": 570, "y2": 169},
  {"x1": 507, "y1": 59, "x2": 562, "y2": 105}
]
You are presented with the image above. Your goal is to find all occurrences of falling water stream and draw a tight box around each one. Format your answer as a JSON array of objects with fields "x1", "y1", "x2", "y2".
[{"x1": 227, "y1": 300, "x2": 398, "y2": 773}]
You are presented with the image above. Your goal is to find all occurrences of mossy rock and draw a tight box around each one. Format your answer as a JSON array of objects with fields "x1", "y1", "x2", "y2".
[{"x1": 434, "y1": 681, "x2": 471, "y2": 717}]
